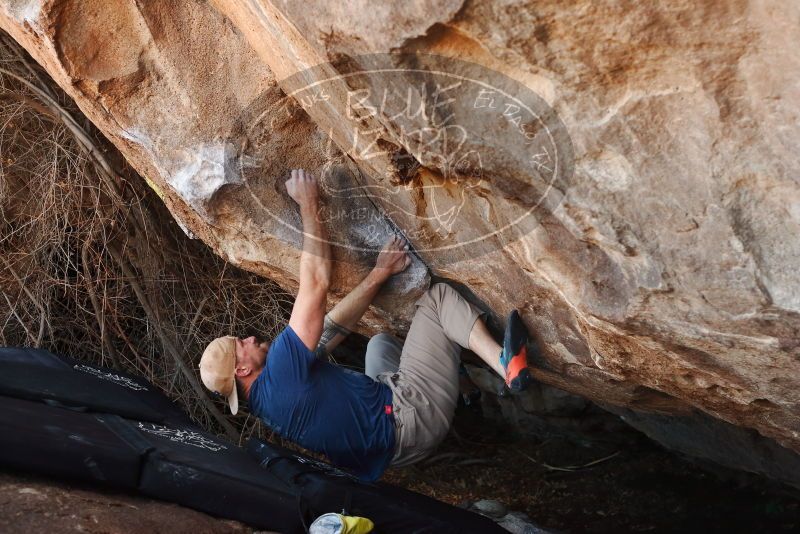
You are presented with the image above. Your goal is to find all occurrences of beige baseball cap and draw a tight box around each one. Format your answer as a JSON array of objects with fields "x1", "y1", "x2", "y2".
[{"x1": 199, "y1": 336, "x2": 239, "y2": 415}]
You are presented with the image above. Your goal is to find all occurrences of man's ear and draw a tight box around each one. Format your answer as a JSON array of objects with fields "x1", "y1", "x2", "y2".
[{"x1": 234, "y1": 365, "x2": 251, "y2": 378}]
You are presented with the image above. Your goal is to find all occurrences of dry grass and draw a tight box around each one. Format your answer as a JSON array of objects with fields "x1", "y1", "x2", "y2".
[{"x1": 0, "y1": 31, "x2": 292, "y2": 443}]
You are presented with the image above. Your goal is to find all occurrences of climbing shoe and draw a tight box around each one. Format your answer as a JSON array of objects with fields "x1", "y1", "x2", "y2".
[{"x1": 500, "y1": 310, "x2": 532, "y2": 392}]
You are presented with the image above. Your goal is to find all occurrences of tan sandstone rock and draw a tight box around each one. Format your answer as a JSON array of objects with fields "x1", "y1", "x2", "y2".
[{"x1": 1, "y1": 0, "x2": 798, "y2": 486}]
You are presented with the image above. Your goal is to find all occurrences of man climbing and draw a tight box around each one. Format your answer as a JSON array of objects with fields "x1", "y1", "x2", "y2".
[{"x1": 199, "y1": 169, "x2": 532, "y2": 481}]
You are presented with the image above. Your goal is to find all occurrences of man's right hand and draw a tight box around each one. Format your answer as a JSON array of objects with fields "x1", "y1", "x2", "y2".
[{"x1": 286, "y1": 168, "x2": 319, "y2": 210}]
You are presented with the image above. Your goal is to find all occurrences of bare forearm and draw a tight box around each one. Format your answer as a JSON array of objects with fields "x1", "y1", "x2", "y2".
[
  {"x1": 286, "y1": 169, "x2": 331, "y2": 350},
  {"x1": 328, "y1": 270, "x2": 384, "y2": 331},
  {"x1": 299, "y1": 203, "x2": 331, "y2": 287},
  {"x1": 321, "y1": 236, "x2": 409, "y2": 353}
]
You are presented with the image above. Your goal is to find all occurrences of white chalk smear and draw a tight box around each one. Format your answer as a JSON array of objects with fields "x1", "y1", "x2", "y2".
[
  {"x1": 580, "y1": 149, "x2": 635, "y2": 192},
  {"x1": 166, "y1": 142, "x2": 244, "y2": 218},
  {"x1": 7, "y1": 0, "x2": 41, "y2": 24}
]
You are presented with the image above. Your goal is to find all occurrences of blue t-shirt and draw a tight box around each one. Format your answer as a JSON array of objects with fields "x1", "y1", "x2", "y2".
[{"x1": 249, "y1": 326, "x2": 395, "y2": 481}]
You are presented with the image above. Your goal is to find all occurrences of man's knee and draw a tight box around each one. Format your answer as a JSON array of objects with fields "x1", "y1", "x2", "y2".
[
  {"x1": 365, "y1": 333, "x2": 401, "y2": 379},
  {"x1": 428, "y1": 282, "x2": 450, "y2": 296},
  {"x1": 367, "y1": 332, "x2": 397, "y2": 352},
  {"x1": 420, "y1": 282, "x2": 455, "y2": 312}
]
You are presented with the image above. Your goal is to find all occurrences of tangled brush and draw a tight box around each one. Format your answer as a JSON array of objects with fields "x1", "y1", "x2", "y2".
[{"x1": 0, "y1": 31, "x2": 293, "y2": 444}]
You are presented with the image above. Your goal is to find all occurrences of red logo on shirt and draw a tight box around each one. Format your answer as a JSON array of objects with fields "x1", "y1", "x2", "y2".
[{"x1": 384, "y1": 405, "x2": 393, "y2": 415}]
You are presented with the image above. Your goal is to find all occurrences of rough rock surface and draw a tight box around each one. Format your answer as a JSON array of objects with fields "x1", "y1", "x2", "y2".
[
  {"x1": 0, "y1": 0, "x2": 429, "y2": 334},
  {"x1": 1, "y1": 0, "x2": 798, "y2": 485}
]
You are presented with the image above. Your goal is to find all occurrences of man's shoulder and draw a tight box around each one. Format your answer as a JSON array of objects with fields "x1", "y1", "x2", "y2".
[
  {"x1": 271, "y1": 325, "x2": 315, "y2": 356},
  {"x1": 263, "y1": 326, "x2": 318, "y2": 389}
]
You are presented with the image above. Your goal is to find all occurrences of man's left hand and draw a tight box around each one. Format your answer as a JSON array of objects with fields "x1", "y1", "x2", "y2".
[{"x1": 372, "y1": 235, "x2": 411, "y2": 282}]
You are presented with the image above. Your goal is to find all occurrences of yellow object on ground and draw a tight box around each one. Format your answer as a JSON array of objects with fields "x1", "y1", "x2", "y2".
[{"x1": 309, "y1": 512, "x2": 374, "y2": 534}]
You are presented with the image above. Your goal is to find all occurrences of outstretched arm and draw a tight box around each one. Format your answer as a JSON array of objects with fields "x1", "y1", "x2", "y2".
[
  {"x1": 287, "y1": 169, "x2": 331, "y2": 351},
  {"x1": 320, "y1": 236, "x2": 411, "y2": 354}
]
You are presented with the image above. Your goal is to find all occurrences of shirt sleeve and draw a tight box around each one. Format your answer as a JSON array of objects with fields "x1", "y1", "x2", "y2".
[{"x1": 266, "y1": 326, "x2": 317, "y2": 384}]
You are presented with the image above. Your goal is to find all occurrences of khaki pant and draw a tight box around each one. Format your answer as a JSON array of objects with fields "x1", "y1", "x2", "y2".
[{"x1": 366, "y1": 283, "x2": 484, "y2": 467}]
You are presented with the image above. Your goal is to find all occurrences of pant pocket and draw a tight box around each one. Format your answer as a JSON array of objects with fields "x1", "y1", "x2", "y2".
[{"x1": 396, "y1": 405, "x2": 417, "y2": 451}]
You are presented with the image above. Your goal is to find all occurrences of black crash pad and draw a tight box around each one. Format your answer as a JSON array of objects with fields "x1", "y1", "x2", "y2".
[
  {"x1": 0, "y1": 396, "x2": 145, "y2": 489},
  {"x1": 0, "y1": 362, "x2": 168, "y2": 423},
  {"x1": 0, "y1": 346, "x2": 70, "y2": 369},
  {"x1": 247, "y1": 438, "x2": 506, "y2": 534},
  {"x1": 0, "y1": 347, "x2": 190, "y2": 425},
  {"x1": 130, "y1": 421, "x2": 300, "y2": 532},
  {"x1": 0, "y1": 395, "x2": 301, "y2": 532},
  {"x1": 66, "y1": 360, "x2": 192, "y2": 425}
]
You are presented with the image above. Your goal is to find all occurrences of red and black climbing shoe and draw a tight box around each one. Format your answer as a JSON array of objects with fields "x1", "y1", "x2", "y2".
[{"x1": 500, "y1": 310, "x2": 532, "y2": 392}]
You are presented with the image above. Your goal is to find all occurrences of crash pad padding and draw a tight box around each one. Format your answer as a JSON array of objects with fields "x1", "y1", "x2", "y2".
[
  {"x1": 246, "y1": 438, "x2": 506, "y2": 534},
  {"x1": 0, "y1": 346, "x2": 70, "y2": 369},
  {"x1": 0, "y1": 347, "x2": 192, "y2": 425},
  {"x1": 24, "y1": 346, "x2": 191, "y2": 425},
  {"x1": 0, "y1": 346, "x2": 191, "y2": 425},
  {"x1": 66, "y1": 360, "x2": 193, "y2": 426},
  {"x1": 0, "y1": 396, "x2": 146, "y2": 489},
  {"x1": 0, "y1": 361, "x2": 167, "y2": 423},
  {"x1": 130, "y1": 421, "x2": 300, "y2": 532}
]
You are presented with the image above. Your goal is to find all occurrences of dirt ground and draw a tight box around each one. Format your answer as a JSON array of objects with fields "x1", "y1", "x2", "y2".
[
  {"x1": 383, "y1": 408, "x2": 800, "y2": 533},
  {"x1": 0, "y1": 471, "x2": 253, "y2": 534}
]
